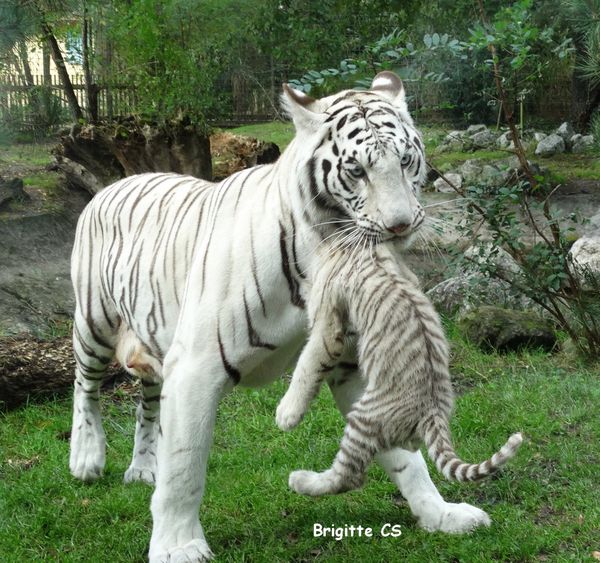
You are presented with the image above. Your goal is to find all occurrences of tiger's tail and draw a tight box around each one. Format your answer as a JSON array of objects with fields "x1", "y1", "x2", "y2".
[{"x1": 420, "y1": 412, "x2": 523, "y2": 482}]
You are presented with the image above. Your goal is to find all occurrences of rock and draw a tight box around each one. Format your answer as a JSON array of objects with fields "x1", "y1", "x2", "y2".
[
  {"x1": 427, "y1": 273, "x2": 537, "y2": 317},
  {"x1": 427, "y1": 243, "x2": 541, "y2": 318},
  {"x1": 535, "y1": 134, "x2": 565, "y2": 157},
  {"x1": 496, "y1": 131, "x2": 514, "y2": 149},
  {"x1": 555, "y1": 122, "x2": 575, "y2": 144},
  {"x1": 0, "y1": 177, "x2": 30, "y2": 209},
  {"x1": 445, "y1": 130, "x2": 468, "y2": 141},
  {"x1": 470, "y1": 129, "x2": 497, "y2": 148},
  {"x1": 569, "y1": 236, "x2": 600, "y2": 289},
  {"x1": 480, "y1": 164, "x2": 504, "y2": 185},
  {"x1": 466, "y1": 124, "x2": 488, "y2": 135},
  {"x1": 433, "y1": 173, "x2": 462, "y2": 193},
  {"x1": 533, "y1": 132, "x2": 547, "y2": 143},
  {"x1": 511, "y1": 140, "x2": 531, "y2": 152},
  {"x1": 458, "y1": 159, "x2": 483, "y2": 184},
  {"x1": 458, "y1": 306, "x2": 557, "y2": 352},
  {"x1": 464, "y1": 244, "x2": 521, "y2": 277},
  {"x1": 572, "y1": 135, "x2": 594, "y2": 153}
]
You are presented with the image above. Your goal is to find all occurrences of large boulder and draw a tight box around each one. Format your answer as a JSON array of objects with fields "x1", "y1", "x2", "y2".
[
  {"x1": 458, "y1": 306, "x2": 557, "y2": 352},
  {"x1": 569, "y1": 236, "x2": 600, "y2": 289},
  {"x1": 470, "y1": 129, "x2": 497, "y2": 148},
  {"x1": 535, "y1": 134, "x2": 565, "y2": 157},
  {"x1": 433, "y1": 173, "x2": 462, "y2": 193},
  {"x1": 435, "y1": 130, "x2": 467, "y2": 153},
  {"x1": 458, "y1": 159, "x2": 483, "y2": 184},
  {"x1": 555, "y1": 122, "x2": 575, "y2": 144},
  {"x1": 466, "y1": 124, "x2": 488, "y2": 135},
  {"x1": 427, "y1": 244, "x2": 539, "y2": 317},
  {"x1": 496, "y1": 130, "x2": 514, "y2": 149},
  {"x1": 571, "y1": 134, "x2": 594, "y2": 153}
]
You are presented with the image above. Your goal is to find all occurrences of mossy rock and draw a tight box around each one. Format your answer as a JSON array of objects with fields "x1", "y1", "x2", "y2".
[{"x1": 458, "y1": 306, "x2": 557, "y2": 352}]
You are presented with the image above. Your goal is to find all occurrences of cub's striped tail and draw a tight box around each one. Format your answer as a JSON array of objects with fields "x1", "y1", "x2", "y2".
[{"x1": 420, "y1": 413, "x2": 523, "y2": 482}]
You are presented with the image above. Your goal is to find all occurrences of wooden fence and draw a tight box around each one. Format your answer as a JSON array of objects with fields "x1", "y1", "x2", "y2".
[{"x1": 0, "y1": 73, "x2": 137, "y2": 124}]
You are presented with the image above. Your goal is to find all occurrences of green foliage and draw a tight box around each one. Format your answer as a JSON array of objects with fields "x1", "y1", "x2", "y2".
[
  {"x1": 465, "y1": 0, "x2": 573, "y2": 128},
  {"x1": 452, "y1": 178, "x2": 600, "y2": 358},
  {"x1": 562, "y1": 0, "x2": 600, "y2": 86},
  {"x1": 592, "y1": 112, "x2": 600, "y2": 150}
]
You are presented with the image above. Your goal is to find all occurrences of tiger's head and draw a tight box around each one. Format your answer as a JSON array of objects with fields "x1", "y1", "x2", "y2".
[{"x1": 283, "y1": 71, "x2": 426, "y2": 249}]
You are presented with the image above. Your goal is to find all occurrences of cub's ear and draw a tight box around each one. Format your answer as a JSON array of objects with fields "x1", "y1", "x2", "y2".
[
  {"x1": 369, "y1": 71, "x2": 410, "y2": 120},
  {"x1": 281, "y1": 84, "x2": 325, "y2": 133}
]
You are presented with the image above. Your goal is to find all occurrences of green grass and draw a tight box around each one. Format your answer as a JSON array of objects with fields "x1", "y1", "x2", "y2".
[
  {"x1": 0, "y1": 142, "x2": 54, "y2": 168},
  {"x1": 540, "y1": 153, "x2": 600, "y2": 183},
  {"x1": 1, "y1": 333, "x2": 599, "y2": 562},
  {"x1": 22, "y1": 173, "x2": 61, "y2": 191},
  {"x1": 227, "y1": 121, "x2": 295, "y2": 151}
]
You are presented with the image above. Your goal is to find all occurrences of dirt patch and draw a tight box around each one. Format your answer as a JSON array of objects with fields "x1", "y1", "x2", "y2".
[{"x1": 0, "y1": 334, "x2": 130, "y2": 410}]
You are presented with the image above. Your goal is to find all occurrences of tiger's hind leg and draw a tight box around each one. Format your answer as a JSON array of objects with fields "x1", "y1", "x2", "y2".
[
  {"x1": 70, "y1": 310, "x2": 115, "y2": 482},
  {"x1": 124, "y1": 379, "x2": 161, "y2": 485}
]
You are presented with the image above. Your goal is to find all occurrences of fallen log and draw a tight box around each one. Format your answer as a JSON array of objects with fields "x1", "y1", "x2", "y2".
[{"x1": 0, "y1": 335, "x2": 128, "y2": 410}]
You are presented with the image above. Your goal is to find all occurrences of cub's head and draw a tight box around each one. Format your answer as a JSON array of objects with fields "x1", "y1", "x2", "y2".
[{"x1": 282, "y1": 71, "x2": 426, "y2": 248}]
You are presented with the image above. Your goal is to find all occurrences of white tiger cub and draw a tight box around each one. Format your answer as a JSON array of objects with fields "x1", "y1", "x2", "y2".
[{"x1": 276, "y1": 244, "x2": 523, "y2": 495}]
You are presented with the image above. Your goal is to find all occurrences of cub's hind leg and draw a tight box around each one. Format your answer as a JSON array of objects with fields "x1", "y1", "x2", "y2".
[
  {"x1": 70, "y1": 309, "x2": 116, "y2": 482},
  {"x1": 327, "y1": 352, "x2": 491, "y2": 534}
]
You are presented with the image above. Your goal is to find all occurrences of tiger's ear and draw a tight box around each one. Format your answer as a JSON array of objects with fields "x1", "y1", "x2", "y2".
[
  {"x1": 281, "y1": 84, "x2": 325, "y2": 133},
  {"x1": 369, "y1": 71, "x2": 410, "y2": 118}
]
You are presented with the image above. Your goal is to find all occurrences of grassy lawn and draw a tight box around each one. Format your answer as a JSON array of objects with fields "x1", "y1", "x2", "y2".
[
  {"x1": 0, "y1": 141, "x2": 54, "y2": 168},
  {"x1": 1, "y1": 331, "x2": 598, "y2": 562}
]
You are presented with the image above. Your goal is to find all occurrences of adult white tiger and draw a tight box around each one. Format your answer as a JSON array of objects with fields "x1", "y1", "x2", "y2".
[{"x1": 70, "y1": 71, "x2": 491, "y2": 562}]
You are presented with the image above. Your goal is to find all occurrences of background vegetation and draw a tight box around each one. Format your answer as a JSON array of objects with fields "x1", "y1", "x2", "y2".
[{"x1": 1, "y1": 0, "x2": 599, "y2": 133}]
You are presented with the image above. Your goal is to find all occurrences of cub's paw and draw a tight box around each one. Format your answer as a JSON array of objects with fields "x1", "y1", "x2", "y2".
[
  {"x1": 418, "y1": 501, "x2": 491, "y2": 534},
  {"x1": 150, "y1": 539, "x2": 213, "y2": 563},
  {"x1": 275, "y1": 395, "x2": 306, "y2": 431},
  {"x1": 289, "y1": 469, "x2": 341, "y2": 496}
]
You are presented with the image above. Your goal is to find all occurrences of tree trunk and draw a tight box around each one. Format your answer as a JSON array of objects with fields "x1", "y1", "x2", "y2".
[
  {"x1": 0, "y1": 336, "x2": 128, "y2": 410},
  {"x1": 41, "y1": 21, "x2": 84, "y2": 122},
  {"x1": 82, "y1": 8, "x2": 99, "y2": 123},
  {"x1": 42, "y1": 43, "x2": 51, "y2": 86},
  {"x1": 16, "y1": 39, "x2": 41, "y2": 115},
  {"x1": 51, "y1": 119, "x2": 213, "y2": 195}
]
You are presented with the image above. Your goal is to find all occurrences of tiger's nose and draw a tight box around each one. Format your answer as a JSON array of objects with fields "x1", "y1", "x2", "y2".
[{"x1": 386, "y1": 222, "x2": 411, "y2": 235}]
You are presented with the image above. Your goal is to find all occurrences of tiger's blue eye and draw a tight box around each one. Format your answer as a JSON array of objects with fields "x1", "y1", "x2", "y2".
[
  {"x1": 347, "y1": 163, "x2": 366, "y2": 179},
  {"x1": 400, "y1": 153, "x2": 411, "y2": 166}
]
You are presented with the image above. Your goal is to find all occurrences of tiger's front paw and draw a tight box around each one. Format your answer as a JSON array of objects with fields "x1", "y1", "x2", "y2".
[
  {"x1": 150, "y1": 538, "x2": 213, "y2": 563},
  {"x1": 275, "y1": 393, "x2": 306, "y2": 431}
]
